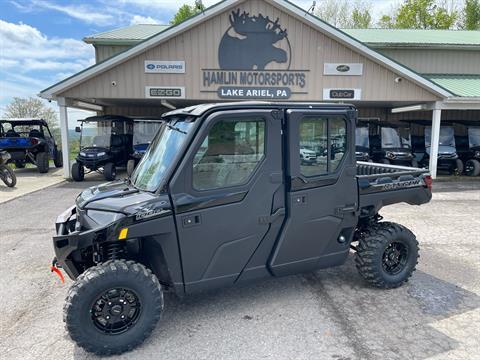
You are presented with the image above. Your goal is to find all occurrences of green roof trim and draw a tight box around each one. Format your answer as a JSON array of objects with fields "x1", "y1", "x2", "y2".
[
  {"x1": 343, "y1": 29, "x2": 480, "y2": 47},
  {"x1": 426, "y1": 75, "x2": 480, "y2": 97},
  {"x1": 84, "y1": 24, "x2": 170, "y2": 45}
]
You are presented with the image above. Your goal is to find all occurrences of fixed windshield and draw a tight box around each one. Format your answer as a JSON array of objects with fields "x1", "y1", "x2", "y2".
[
  {"x1": 131, "y1": 118, "x2": 195, "y2": 192},
  {"x1": 355, "y1": 126, "x2": 369, "y2": 148},
  {"x1": 133, "y1": 120, "x2": 163, "y2": 145},
  {"x1": 425, "y1": 126, "x2": 455, "y2": 147},
  {"x1": 381, "y1": 127, "x2": 411, "y2": 149},
  {"x1": 468, "y1": 127, "x2": 480, "y2": 148},
  {"x1": 80, "y1": 120, "x2": 112, "y2": 148}
]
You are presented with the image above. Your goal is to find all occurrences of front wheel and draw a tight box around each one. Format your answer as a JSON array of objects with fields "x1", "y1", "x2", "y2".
[
  {"x1": 127, "y1": 159, "x2": 136, "y2": 177},
  {"x1": 355, "y1": 222, "x2": 419, "y2": 289},
  {"x1": 465, "y1": 159, "x2": 480, "y2": 176},
  {"x1": 36, "y1": 152, "x2": 49, "y2": 173},
  {"x1": 54, "y1": 149, "x2": 63, "y2": 168},
  {"x1": 104, "y1": 162, "x2": 116, "y2": 181},
  {"x1": 0, "y1": 165, "x2": 16, "y2": 187},
  {"x1": 71, "y1": 162, "x2": 84, "y2": 181},
  {"x1": 64, "y1": 260, "x2": 164, "y2": 355}
]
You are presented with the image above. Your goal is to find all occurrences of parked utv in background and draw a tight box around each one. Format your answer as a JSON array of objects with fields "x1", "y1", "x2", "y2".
[
  {"x1": 126, "y1": 118, "x2": 164, "y2": 176},
  {"x1": 355, "y1": 125, "x2": 371, "y2": 162},
  {"x1": 72, "y1": 115, "x2": 133, "y2": 181},
  {"x1": 52, "y1": 102, "x2": 432, "y2": 355},
  {"x1": 453, "y1": 122, "x2": 480, "y2": 176},
  {"x1": 423, "y1": 126, "x2": 463, "y2": 174},
  {"x1": 0, "y1": 119, "x2": 62, "y2": 173},
  {"x1": 365, "y1": 121, "x2": 416, "y2": 167}
]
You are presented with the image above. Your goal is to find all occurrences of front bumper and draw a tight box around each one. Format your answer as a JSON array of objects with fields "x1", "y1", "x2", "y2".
[{"x1": 76, "y1": 155, "x2": 110, "y2": 169}]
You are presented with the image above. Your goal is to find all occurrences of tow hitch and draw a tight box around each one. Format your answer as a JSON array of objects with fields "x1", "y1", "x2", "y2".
[{"x1": 50, "y1": 257, "x2": 65, "y2": 284}]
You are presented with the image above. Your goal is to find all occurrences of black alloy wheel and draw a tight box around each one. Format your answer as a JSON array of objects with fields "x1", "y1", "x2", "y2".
[{"x1": 382, "y1": 241, "x2": 409, "y2": 275}]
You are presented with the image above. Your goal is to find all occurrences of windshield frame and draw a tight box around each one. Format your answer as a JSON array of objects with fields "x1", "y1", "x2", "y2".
[
  {"x1": 425, "y1": 126, "x2": 456, "y2": 148},
  {"x1": 130, "y1": 115, "x2": 198, "y2": 193},
  {"x1": 132, "y1": 119, "x2": 164, "y2": 147},
  {"x1": 380, "y1": 126, "x2": 411, "y2": 149},
  {"x1": 355, "y1": 126, "x2": 369, "y2": 149},
  {"x1": 468, "y1": 127, "x2": 480, "y2": 148}
]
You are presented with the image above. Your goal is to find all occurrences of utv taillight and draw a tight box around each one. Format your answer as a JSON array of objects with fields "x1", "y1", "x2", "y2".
[
  {"x1": 424, "y1": 175, "x2": 433, "y2": 191},
  {"x1": 31, "y1": 138, "x2": 38, "y2": 145}
]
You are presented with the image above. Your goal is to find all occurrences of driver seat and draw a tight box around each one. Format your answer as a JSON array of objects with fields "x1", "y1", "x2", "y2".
[
  {"x1": 29, "y1": 129, "x2": 44, "y2": 138},
  {"x1": 5, "y1": 129, "x2": 20, "y2": 137}
]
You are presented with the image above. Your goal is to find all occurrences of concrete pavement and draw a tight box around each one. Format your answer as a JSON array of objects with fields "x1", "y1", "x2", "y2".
[{"x1": 0, "y1": 180, "x2": 479, "y2": 359}]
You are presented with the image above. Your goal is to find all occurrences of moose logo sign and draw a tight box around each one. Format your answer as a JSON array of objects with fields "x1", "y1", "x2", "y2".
[
  {"x1": 201, "y1": 9, "x2": 308, "y2": 100},
  {"x1": 218, "y1": 9, "x2": 290, "y2": 70}
]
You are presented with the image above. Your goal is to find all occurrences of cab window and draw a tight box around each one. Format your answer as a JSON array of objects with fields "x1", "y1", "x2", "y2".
[
  {"x1": 299, "y1": 116, "x2": 347, "y2": 177},
  {"x1": 192, "y1": 117, "x2": 265, "y2": 190}
]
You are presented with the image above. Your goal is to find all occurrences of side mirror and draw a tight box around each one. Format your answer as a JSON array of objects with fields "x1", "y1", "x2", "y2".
[{"x1": 75, "y1": 126, "x2": 81, "y2": 133}]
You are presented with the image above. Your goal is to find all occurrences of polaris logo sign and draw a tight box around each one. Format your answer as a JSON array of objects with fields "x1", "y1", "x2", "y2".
[{"x1": 144, "y1": 61, "x2": 185, "y2": 73}]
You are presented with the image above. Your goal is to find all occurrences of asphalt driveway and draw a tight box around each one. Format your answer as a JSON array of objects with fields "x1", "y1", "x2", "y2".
[{"x1": 0, "y1": 180, "x2": 479, "y2": 359}]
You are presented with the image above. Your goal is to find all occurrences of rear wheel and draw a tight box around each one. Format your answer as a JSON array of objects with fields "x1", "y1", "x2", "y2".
[
  {"x1": 64, "y1": 260, "x2": 163, "y2": 355},
  {"x1": 127, "y1": 159, "x2": 136, "y2": 177},
  {"x1": 465, "y1": 159, "x2": 480, "y2": 176},
  {"x1": 0, "y1": 165, "x2": 16, "y2": 187},
  {"x1": 355, "y1": 222, "x2": 419, "y2": 289},
  {"x1": 455, "y1": 159, "x2": 464, "y2": 175},
  {"x1": 54, "y1": 149, "x2": 63, "y2": 168},
  {"x1": 104, "y1": 162, "x2": 116, "y2": 181},
  {"x1": 36, "y1": 152, "x2": 49, "y2": 173},
  {"x1": 71, "y1": 162, "x2": 84, "y2": 181}
]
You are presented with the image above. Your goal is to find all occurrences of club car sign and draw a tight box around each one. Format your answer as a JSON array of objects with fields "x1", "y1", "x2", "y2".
[{"x1": 201, "y1": 9, "x2": 308, "y2": 100}]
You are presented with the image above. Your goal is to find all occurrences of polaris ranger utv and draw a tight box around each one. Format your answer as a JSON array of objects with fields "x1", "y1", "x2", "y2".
[
  {"x1": 0, "y1": 118, "x2": 62, "y2": 172},
  {"x1": 126, "y1": 117, "x2": 164, "y2": 176},
  {"x1": 72, "y1": 115, "x2": 133, "y2": 181},
  {"x1": 52, "y1": 102, "x2": 432, "y2": 355}
]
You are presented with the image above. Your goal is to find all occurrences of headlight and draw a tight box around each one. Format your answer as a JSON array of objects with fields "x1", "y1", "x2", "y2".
[
  {"x1": 97, "y1": 151, "x2": 106, "y2": 157},
  {"x1": 79, "y1": 151, "x2": 86, "y2": 157},
  {"x1": 386, "y1": 151, "x2": 395, "y2": 159},
  {"x1": 87, "y1": 210, "x2": 125, "y2": 225},
  {"x1": 475, "y1": 151, "x2": 480, "y2": 158}
]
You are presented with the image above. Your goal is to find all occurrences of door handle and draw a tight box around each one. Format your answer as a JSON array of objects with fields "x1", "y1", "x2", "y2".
[
  {"x1": 335, "y1": 204, "x2": 357, "y2": 215},
  {"x1": 259, "y1": 208, "x2": 285, "y2": 224},
  {"x1": 182, "y1": 214, "x2": 201, "y2": 228}
]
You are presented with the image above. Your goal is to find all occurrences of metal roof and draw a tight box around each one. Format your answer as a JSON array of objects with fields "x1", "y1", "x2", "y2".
[
  {"x1": 343, "y1": 29, "x2": 480, "y2": 48},
  {"x1": 84, "y1": 24, "x2": 480, "y2": 49},
  {"x1": 84, "y1": 24, "x2": 169, "y2": 45},
  {"x1": 426, "y1": 75, "x2": 480, "y2": 97}
]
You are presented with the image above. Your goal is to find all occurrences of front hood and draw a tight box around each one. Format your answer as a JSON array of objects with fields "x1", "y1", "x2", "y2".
[
  {"x1": 426, "y1": 145, "x2": 456, "y2": 155},
  {"x1": 76, "y1": 181, "x2": 171, "y2": 216}
]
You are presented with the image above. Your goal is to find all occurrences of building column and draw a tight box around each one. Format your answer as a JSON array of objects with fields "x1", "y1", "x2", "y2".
[
  {"x1": 58, "y1": 97, "x2": 70, "y2": 179},
  {"x1": 429, "y1": 104, "x2": 442, "y2": 179}
]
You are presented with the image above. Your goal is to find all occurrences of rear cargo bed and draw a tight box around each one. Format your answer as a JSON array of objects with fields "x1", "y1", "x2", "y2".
[{"x1": 356, "y1": 161, "x2": 432, "y2": 212}]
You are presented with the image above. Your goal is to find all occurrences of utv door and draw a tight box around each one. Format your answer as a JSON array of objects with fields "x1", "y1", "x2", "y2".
[
  {"x1": 169, "y1": 110, "x2": 285, "y2": 293},
  {"x1": 269, "y1": 109, "x2": 358, "y2": 276}
]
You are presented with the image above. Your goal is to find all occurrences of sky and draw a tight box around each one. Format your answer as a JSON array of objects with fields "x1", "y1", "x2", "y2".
[{"x1": 0, "y1": 0, "x2": 399, "y2": 123}]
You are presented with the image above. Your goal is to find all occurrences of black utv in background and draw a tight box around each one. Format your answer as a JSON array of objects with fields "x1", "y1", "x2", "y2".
[
  {"x1": 0, "y1": 118, "x2": 62, "y2": 173},
  {"x1": 365, "y1": 121, "x2": 417, "y2": 166},
  {"x1": 453, "y1": 123, "x2": 480, "y2": 176},
  {"x1": 72, "y1": 115, "x2": 133, "y2": 181},
  {"x1": 53, "y1": 102, "x2": 432, "y2": 355},
  {"x1": 420, "y1": 126, "x2": 463, "y2": 175},
  {"x1": 126, "y1": 118, "x2": 164, "y2": 176},
  {"x1": 355, "y1": 124, "x2": 371, "y2": 162}
]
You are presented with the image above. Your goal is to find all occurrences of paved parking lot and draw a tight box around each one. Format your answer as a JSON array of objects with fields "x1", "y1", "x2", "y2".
[{"x1": 0, "y1": 179, "x2": 479, "y2": 359}]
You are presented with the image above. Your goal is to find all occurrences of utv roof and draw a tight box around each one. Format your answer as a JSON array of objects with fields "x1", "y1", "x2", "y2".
[
  {"x1": 163, "y1": 101, "x2": 356, "y2": 117},
  {"x1": 0, "y1": 118, "x2": 48, "y2": 126},
  {"x1": 79, "y1": 115, "x2": 133, "y2": 123}
]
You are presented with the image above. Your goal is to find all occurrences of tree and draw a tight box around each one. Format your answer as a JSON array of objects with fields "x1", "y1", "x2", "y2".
[
  {"x1": 315, "y1": 0, "x2": 372, "y2": 28},
  {"x1": 170, "y1": 2, "x2": 206, "y2": 25},
  {"x1": 378, "y1": 0, "x2": 457, "y2": 29},
  {"x1": 462, "y1": 0, "x2": 480, "y2": 29},
  {"x1": 4, "y1": 97, "x2": 60, "y2": 144}
]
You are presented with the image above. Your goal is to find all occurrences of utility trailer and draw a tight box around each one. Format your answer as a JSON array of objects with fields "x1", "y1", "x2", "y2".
[{"x1": 51, "y1": 102, "x2": 432, "y2": 355}]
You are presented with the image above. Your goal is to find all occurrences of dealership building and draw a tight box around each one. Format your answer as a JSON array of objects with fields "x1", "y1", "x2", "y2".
[{"x1": 39, "y1": 0, "x2": 480, "y2": 179}]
